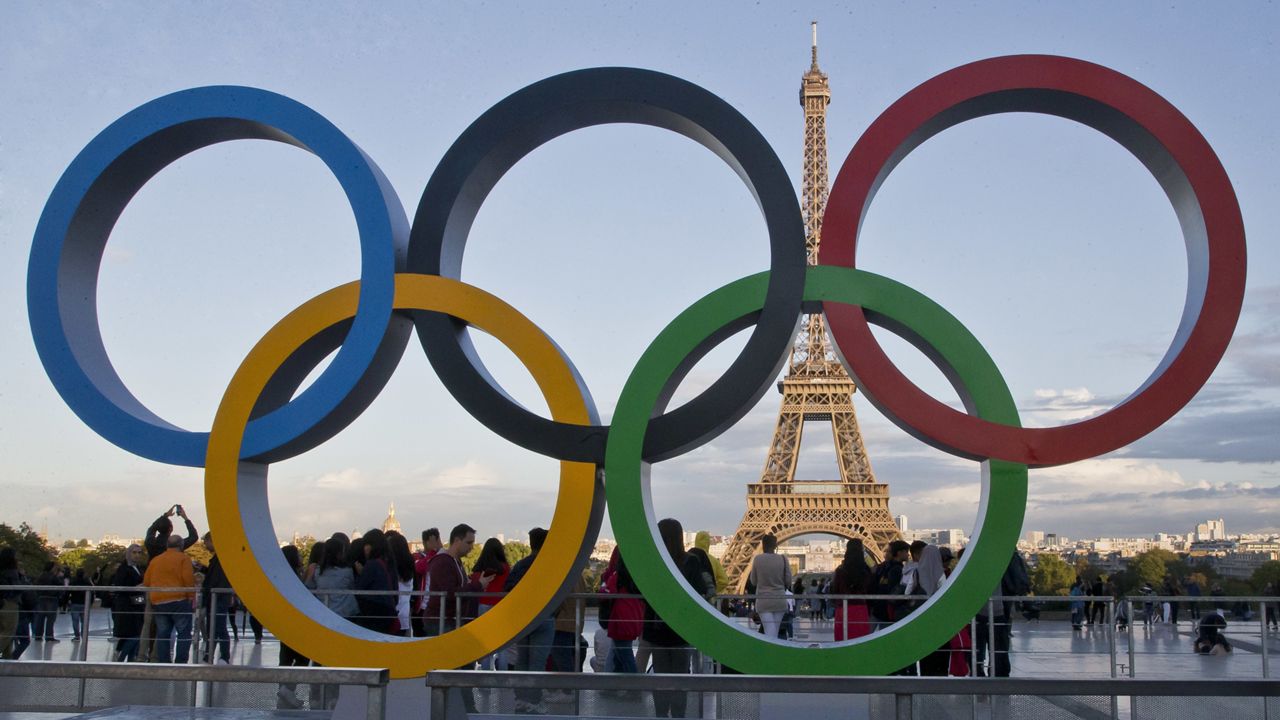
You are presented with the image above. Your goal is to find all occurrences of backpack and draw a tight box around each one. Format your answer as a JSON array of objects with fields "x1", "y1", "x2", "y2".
[
  {"x1": 869, "y1": 561, "x2": 903, "y2": 621},
  {"x1": 1001, "y1": 553, "x2": 1032, "y2": 597}
]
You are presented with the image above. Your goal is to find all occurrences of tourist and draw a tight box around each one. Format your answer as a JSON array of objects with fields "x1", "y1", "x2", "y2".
[
  {"x1": 200, "y1": 533, "x2": 232, "y2": 664},
  {"x1": 422, "y1": 524, "x2": 491, "y2": 715},
  {"x1": 385, "y1": 531, "x2": 416, "y2": 636},
  {"x1": 470, "y1": 538, "x2": 511, "y2": 669},
  {"x1": 870, "y1": 540, "x2": 910, "y2": 627},
  {"x1": 308, "y1": 535, "x2": 358, "y2": 620},
  {"x1": 1194, "y1": 609, "x2": 1232, "y2": 655},
  {"x1": 915, "y1": 545, "x2": 949, "y2": 676},
  {"x1": 1162, "y1": 575, "x2": 1182, "y2": 625},
  {"x1": 602, "y1": 546, "x2": 644, "y2": 674},
  {"x1": 353, "y1": 529, "x2": 397, "y2": 634},
  {"x1": 747, "y1": 534, "x2": 790, "y2": 639},
  {"x1": 832, "y1": 539, "x2": 871, "y2": 641},
  {"x1": 508, "y1": 527, "x2": 554, "y2": 714},
  {"x1": 422, "y1": 524, "x2": 492, "y2": 636},
  {"x1": 1140, "y1": 583, "x2": 1157, "y2": 625},
  {"x1": 67, "y1": 567, "x2": 93, "y2": 641},
  {"x1": 1089, "y1": 575, "x2": 1107, "y2": 625},
  {"x1": 145, "y1": 504, "x2": 199, "y2": 559},
  {"x1": 694, "y1": 531, "x2": 728, "y2": 595},
  {"x1": 9, "y1": 564, "x2": 36, "y2": 660},
  {"x1": 0, "y1": 548, "x2": 20, "y2": 658},
  {"x1": 111, "y1": 544, "x2": 146, "y2": 661},
  {"x1": 645, "y1": 518, "x2": 710, "y2": 718},
  {"x1": 34, "y1": 562, "x2": 62, "y2": 641},
  {"x1": 975, "y1": 551, "x2": 1028, "y2": 678},
  {"x1": 1069, "y1": 577, "x2": 1086, "y2": 630},
  {"x1": 142, "y1": 534, "x2": 195, "y2": 664},
  {"x1": 412, "y1": 528, "x2": 442, "y2": 636},
  {"x1": 550, "y1": 572, "x2": 589, "y2": 677},
  {"x1": 276, "y1": 545, "x2": 312, "y2": 709}
]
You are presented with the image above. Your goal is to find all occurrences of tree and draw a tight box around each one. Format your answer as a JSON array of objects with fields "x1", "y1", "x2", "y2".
[
  {"x1": 62, "y1": 539, "x2": 77, "y2": 549},
  {"x1": 1074, "y1": 557, "x2": 1097, "y2": 584},
  {"x1": 57, "y1": 542, "x2": 127, "y2": 579},
  {"x1": 1031, "y1": 553, "x2": 1076, "y2": 596},
  {"x1": 503, "y1": 542, "x2": 532, "y2": 566},
  {"x1": 0, "y1": 523, "x2": 56, "y2": 575},
  {"x1": 1128, "y1": 549, "x2": 1178, "y2": 588},
  {"x1": 1250, "y1": 561, "x2": 1280, "y2": 593}
]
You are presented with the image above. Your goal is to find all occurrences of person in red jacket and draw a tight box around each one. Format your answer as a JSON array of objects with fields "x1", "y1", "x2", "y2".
[
  {"x1": 411, "y1": 528, "x2": 441, "y2": 636},
  {"x1": 469, "y1": 538, "x2": 510, "y2": 669}
]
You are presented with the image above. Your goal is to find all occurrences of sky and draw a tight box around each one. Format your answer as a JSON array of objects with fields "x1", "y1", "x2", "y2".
[{"x1": 1, "y1": 2, "x2": 1277, "y2": 547}]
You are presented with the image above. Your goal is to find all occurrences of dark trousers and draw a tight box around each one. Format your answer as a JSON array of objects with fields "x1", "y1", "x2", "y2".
[
  {"x1": 422, "y1": 618, "x2": 476, "y2": 712},
  {"x1": 650, "y1": 645, "x2": 693, "y2": 717},
  {"x1": 11, "y1": 612, "x2": 32, "y2": 659},
  {"x1": 35, "y1": 598, "x2": 57, "y2": 639},
  {"x1": 975, "y1": 615, "x2": 1011, "y2": 677},
  {"x1": 551, "y1": 630, "x2": 582, "y2": 672}
]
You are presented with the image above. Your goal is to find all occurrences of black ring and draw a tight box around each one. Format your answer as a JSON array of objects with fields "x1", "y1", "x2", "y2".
[{"x1": 407, "y1": 68, "x2": 805, "y2": 463}]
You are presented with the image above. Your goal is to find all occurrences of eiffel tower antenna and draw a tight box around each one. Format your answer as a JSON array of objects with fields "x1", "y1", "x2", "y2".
[{"x1": 720, "y1": 25, "x2": 903, "y2": 589}]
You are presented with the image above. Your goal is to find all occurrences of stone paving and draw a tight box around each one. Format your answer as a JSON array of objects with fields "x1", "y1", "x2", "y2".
[{"x1": 3, "y1": 608, "x2": 1275, "y2": 719}]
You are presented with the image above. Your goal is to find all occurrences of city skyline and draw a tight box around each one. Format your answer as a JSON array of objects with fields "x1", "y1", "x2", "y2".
[{"x1": 2, "y1": 3, "x2": 1278, "y2": 544}]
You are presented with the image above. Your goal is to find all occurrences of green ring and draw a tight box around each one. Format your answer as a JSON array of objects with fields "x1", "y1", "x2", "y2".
[{"x1": 606, "y1": 265, "x2": 1027, "y2": 674}]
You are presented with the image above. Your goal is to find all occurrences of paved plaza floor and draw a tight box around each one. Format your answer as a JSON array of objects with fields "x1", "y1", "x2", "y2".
[{"x1": 4, "y1": 609, "x2": 1275, "y2": 719}]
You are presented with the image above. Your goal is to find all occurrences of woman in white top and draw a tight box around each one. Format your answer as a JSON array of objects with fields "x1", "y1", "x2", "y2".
[{"x1": 747, "y1": 534, "x2": 791, "y2": 640}]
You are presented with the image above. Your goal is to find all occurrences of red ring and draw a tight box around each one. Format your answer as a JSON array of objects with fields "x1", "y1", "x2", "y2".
[{"x1": 819, "y1": 55, "x2": 1246, "y2": 468}]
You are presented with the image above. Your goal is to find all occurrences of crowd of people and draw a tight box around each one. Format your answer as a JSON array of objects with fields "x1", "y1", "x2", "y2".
[{"x1": 5, "y1": 506, "x2": 1277, "y2": 712}]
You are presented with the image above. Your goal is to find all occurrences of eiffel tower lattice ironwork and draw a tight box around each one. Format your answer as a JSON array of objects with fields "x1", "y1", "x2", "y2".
[{"x1": 720, "y1": 24, "x2": 902, "y2": 590}]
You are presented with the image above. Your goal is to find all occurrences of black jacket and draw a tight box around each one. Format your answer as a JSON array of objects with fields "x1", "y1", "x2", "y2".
[
  {"x1": 111, "y1": 561, "x2": 145, "y2": 612},
  {"x1": 643, "y1": 553, "x2": 709, "y2": 647},
  {"x1": 145, "y1": 515, "x2": 198, "y2": 559}
]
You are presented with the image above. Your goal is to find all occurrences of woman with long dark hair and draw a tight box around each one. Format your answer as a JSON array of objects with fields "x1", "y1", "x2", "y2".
[
  {"x1": 643, "y1": 518, "x2": 709, "y2": 718},
  {"x1": 470, "y1": 538, "x2": 511, "y2": 668},
  {"x1": 385, "y1": 531, "x2": 415, "y2": 636},
  {"x1": 308, "y1": 535, "x2": 358, "y2": 620},
  {"x1": 833, "y1": 539, "x2": 872, "y2": 640},
  {"x1": 353, "y1": 529, "x2": 396, "y2": 634}
]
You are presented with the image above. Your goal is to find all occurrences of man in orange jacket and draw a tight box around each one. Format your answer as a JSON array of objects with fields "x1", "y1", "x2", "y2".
[{"x1": 143, "y1": 534, "x2": 195, "y2": 663}]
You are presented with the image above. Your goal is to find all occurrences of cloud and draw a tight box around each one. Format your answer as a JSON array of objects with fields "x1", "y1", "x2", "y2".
[
  {"x1": 1022, "y1": 386, "x2": 1108, "y2": 423},
  {"x1": 315, "y1": 467, "x2": 364, "y2": 490},
  {"x1": 1120, "y1": 406, "x2": 1280, "y2": 464}
]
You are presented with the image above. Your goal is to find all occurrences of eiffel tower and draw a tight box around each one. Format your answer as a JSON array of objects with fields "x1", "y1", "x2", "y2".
[{"x1": 721, "y1": 24, "x2": 902, "y2": 590}]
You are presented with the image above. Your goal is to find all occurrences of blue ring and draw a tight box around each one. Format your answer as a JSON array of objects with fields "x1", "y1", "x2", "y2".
[{"x1": 28, "y1": 86, "x2": 407, "y2": 467}]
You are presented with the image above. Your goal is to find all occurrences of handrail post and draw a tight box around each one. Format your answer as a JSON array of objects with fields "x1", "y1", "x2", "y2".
[
  {"x1": 895, "y1": 692, "x2": 913, "y2": 720},
  {"x1": 1126, "y1": 599, "x2": 1136, "y2": 678},
  {"x1": 1108, "y1": 599, "x2": 1118, "y2": 719},
  {"x1": 1108, "y1": 598, "x2": 1117, "y2": 678},
  {"x1": 1260, "y1": 599, "x2": 1269, "y2": 679},
  {"x1": 79, "y1": 588, "x2": 92, "y2": 662},
  {"x1": 429, "y1": 683, "x2": 446, "y2": 720},
  {"x1": 970, "y1": 611, "x2": 978, "y2": 677},
  {"x1": 987, "y1": 598, "x2": 996, "y2": 678},
  {"x1": 368, "y1": 681, "x2": 387, "y2": 720}
]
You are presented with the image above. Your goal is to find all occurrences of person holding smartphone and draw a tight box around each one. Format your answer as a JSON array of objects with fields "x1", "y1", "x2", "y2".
[{"x1": 145, "y1": 504, "x2": 199, "y2": 559}]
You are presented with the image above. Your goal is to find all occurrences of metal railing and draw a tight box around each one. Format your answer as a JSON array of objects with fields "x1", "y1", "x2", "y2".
[
  {"x1": 427, "y1": 670, "x2": 1280, "y2": 720},
  {"x1": 4, "y1": 584, "x2": 1275, "y2": 682},
  {"x1": 0, "y1": 660, "x2": 388, "y2": 719}
]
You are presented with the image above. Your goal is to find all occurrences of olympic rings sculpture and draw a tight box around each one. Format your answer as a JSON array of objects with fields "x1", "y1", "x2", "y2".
[{"x1": 28, "y1": 56, "x2": 1245, "y2": 678}]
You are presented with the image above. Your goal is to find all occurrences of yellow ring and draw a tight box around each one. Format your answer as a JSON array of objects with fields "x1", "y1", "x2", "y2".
[{"x1": 205, "y1": 273, "x2": 598, "y2": 678}]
